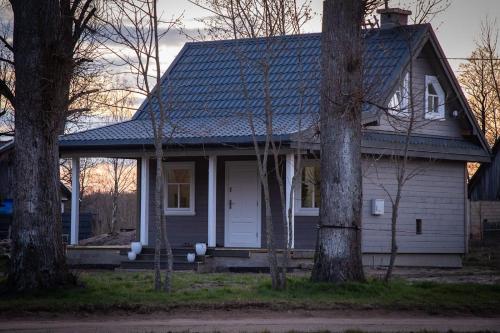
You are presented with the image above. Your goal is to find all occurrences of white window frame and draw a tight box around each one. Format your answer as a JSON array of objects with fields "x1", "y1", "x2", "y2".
[
  {"x1": 424, "y1": 75, "x2": 446, "y2": 120},
  {"x1": 388, "y1": 71, "x2": 410, "y2": 115},
  {"x1": 163, "y1": 162, "x2": 196, "y2": 216},
  {"x1": 294, "y1": 160, "x2": 320, "y2": 216}
]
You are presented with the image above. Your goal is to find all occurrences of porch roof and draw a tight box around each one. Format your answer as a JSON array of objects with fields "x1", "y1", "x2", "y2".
[{"x1": 59, "y1": 113, "x2": 317, "y2": 148}]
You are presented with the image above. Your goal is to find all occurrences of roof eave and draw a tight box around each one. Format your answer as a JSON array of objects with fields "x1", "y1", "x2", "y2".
[{"x1": 426, "y1": 26, "x2": 491, "y2": 156}]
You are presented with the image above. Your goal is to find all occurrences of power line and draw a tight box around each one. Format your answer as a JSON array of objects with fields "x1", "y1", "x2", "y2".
[{"x1": 444, "y1": 57, "x2": 500, "y2": 61}]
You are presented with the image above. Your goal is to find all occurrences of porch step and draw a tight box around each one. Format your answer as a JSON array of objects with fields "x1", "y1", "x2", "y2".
[
  {"x1": 119, "y1": 247, "x2": 210, "y2": 271},
  {"x1": 119, "y1": 247, "x2": 200, "y2": 256},
  {"x1": 124, "y1": 254, "x2": 205, "y2": 262},
  {"x1": 120, "y1": 260, "x2": 197, "y2": 270},
  {"x1": 206, "y1": 248, "x2": 250, "y2": 258}
]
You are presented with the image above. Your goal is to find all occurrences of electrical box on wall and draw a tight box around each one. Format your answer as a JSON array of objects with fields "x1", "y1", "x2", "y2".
[{"x1": 371, "y1": 199, "x2": 384, "y2": 216}]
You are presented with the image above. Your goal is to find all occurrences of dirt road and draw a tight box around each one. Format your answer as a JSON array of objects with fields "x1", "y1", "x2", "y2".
[{"x1": 1, "y1": 310, "x2": 499, "y2": 333}]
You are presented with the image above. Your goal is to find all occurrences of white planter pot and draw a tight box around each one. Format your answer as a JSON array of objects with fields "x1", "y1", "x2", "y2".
[
  {"x1": 195, "y1": 243, "x2": 207, "y2": 256},
  {"x1": 128, "y1": 251, "x2": 137, "y2": 261},
  {"x1": 131, "y1": 242, "x2": 142, "y2": 255},
  {"x1": 187, "y1": 252, "x2": 196, "y2": 263}
]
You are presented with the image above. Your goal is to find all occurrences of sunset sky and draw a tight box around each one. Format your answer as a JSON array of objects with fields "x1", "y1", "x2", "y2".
[{"x1": 158, "y1": 0, "x2": 500, "y2": 73}]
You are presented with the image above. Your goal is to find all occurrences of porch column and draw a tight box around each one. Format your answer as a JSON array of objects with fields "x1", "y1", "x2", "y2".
[
  {"x1": 70, "y1": 157, "x2": 80, "y2": 245},
  {"x1": 285, "y1": 153, "x2": 295, "y2": 249},
  {"x1": 207, "y1": 155, "x2": 217, "y2": 247},
  {"x1": 140, "y1": 157, "x2": 150, "y2": 245}
]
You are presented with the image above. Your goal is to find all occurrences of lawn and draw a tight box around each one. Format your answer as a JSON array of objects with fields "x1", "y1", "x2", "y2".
[{"x1": 1, "y1": 271, "x2": 500, "y2": 315}]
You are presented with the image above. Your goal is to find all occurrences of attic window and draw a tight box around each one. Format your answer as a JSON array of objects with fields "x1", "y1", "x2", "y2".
[
  {"x1": 388, "y1": 72, "x2": 409, "y2": 115},
  {"x1": 425, "y1": 75, "x2": 445, "y2": 120}
]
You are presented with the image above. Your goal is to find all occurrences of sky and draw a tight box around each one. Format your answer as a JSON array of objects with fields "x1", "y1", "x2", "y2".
[
  {"x1": 1, "y1": 0, "x2": 499, "y2": 135},
  {"x1": 158, "y1": 0, "x2": 500, "y2": 73}
]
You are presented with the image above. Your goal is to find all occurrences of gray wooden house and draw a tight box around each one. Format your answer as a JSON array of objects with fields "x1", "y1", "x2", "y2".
[
  {"x1": 60, "y1": 9, "x2": 489, "y2": 267},
  {"x1": 468, "y1": 139, "x2": 500, "y2": 241},
  {"x1": 469, "y1": 139, "x2": 500, "y2": 201}
]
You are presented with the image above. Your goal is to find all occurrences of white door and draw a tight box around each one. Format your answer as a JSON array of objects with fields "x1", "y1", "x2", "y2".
[{"x1": 225, "y1": 161, "x2": 261, "y2": 248}]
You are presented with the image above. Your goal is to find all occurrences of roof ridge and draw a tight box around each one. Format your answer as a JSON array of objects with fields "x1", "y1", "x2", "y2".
[
  {"x1": 185, "y1": 32, "x2": 321, "y2": 47},
  {"x1": 184, "y1": 24, "x2": 429, "y2": 48}
]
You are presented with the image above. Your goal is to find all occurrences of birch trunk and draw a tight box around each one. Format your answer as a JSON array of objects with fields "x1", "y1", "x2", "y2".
[
  {"x1": 110, "y1": 160, "x2": 119, "y2": 234},
  {"x1": 311, "y1": 0, "x2": 365, "y2": 283},
  {"x1": 153, "y1": 154, "x2": 162, "y2": 291}
]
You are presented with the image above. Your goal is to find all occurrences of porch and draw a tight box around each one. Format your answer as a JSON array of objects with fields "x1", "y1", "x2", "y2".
[
  {"x1": 65, "y1": 148, "x2": 307, "y2": 251},
  {"x1": 118, "y1": 247, "x2": 315, "y2": 272}
]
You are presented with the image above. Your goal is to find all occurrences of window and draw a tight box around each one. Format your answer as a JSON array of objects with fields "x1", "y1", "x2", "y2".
[
  {"x1": 425, "y1": 75, "x2": 445, "y2": 120},
  {"x1": 295, "y1": 161, "x2": 320, "y2": 216},
  {"x1": 164, "y1": 162, "x2": 195, "y2": 215},
  {"x1": 388, "y1": 72, "x2": 409, "y2": 115},
  {"x1": 416, "y1": 219, "x2": 422, "y2": 235}
]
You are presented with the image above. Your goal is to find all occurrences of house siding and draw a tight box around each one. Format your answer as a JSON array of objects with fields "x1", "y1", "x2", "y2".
[
  {"x1": 469, "y1": 201, "x2": 500, "y2": 240},
  {"x1": 362, "y1": 158, "x2": 466, "y2": 254},
  {"x1": 148, "y1": 157, "x2": 209, "y2": 247},
  {"x1": 469, "y1": 145, "x2": 500, "y2": 201},
  {"x1": 147, "y1": 155, "x2": 466, "y2": 255}
]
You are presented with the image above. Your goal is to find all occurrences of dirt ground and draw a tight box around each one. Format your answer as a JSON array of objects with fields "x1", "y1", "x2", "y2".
[
  {"x1": 366, "y1": 266, "x2": 500, "y2": 284},
  {"x1": 1, "y1": 309, "x2": 499, "y2": 333}
]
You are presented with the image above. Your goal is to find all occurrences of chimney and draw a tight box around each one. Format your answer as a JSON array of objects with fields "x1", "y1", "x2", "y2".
[{"x1": 376, "y1": 8, "x2": 412, "y2": 29}]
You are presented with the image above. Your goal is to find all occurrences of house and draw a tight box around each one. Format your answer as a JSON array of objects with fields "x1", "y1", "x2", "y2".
[
  {"x1": 59, "y1": 8, "x2": 489, "y2": 267},
  {"x1": 0, "y1": 140, "x2": 72, "y2": 212},
  {"x1": 468, "y1": 138, "x2": 500, "y2": 241},
  {"x1": 0, "y1": 140, "x2": 92, "y2": 241}
]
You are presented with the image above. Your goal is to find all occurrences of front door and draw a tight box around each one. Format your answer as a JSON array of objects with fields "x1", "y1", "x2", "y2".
[{"x1": 225, "y1": 161, "x2": 261, "y2": 248}]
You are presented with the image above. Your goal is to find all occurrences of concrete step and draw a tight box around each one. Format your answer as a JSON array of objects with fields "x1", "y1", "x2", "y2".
[
  {"x1": 132, "y1": 254, "x2": 207, "y2": 262},
  {"x1": 120, "y1": 247, "x2": 202, "y2": 256}
]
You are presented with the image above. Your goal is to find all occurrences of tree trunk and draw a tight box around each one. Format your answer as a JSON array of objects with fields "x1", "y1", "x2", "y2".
[
  {"x1": 154, "y1": 154, "x2": 162, "y2": 291},
  {"x1": 110, "y1": 160, "x2": 119, "y2": 234},
  {"x1": 311, "y1": 0, "x2": 365, "y2": 283},
  {"x1": 384, "y1": 191, "x2": 401, "y2": 281},
  {"x1": 8, "y1": 0, "x2": 73, "y2": 291},
  {"x1": 262, "y1": 175, "x2": 282, "y2": 289},
  {"x1": 149, "y1": 0, "x2": 173, "y2": 293}
]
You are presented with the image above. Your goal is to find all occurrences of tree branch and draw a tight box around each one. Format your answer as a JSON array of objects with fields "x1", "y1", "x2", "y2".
[
  {"x1": 68, "y1": 88, "x2": 99, "y2": 105},
  {"x1": 0, "y1": 56, "x2": 14, "y2": 66},
  {"x1": 0, "y1": 78, "x2": 15, "y2": 106},
  {"x1": 0, "y1": 35, "x2": 13, "y2": 52}
]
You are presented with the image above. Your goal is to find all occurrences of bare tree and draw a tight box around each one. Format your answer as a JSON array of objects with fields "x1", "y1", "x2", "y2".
[
  {"x1": 104, "y1": 89, "x2": 136, "y2": 234},
  {"x1": 459, "y1": 47, "x2": 498, "y2": 143},
  {"x1": 311, "y1": 0, "x2": 365, "y2": 283},
  {"x1": 190, "y1": 0, "x2": 312, "y2": 289},
  {"x1": 460, "y1": 18, "x2": 500, "y2": 149},
  {"x1": 364, "y1": 0, "x2": 451, "y2": 27},
  {"x1": 364, "y1": 3, "x2": 451, "y2": 279},
  {"x1": 99, "y1": 0, "x2": 181, "y2": 292},
  {"x1": 366, "y1": 62, "x2": 430, "y2": 281},
  {"x1": 408, "y1": 0, "x2": 450, "y2": 24}
]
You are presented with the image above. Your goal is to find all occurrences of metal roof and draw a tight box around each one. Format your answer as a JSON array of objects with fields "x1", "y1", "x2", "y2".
[
  {"x1": 60, "y1": 25, "x2": 428, "y2": 147},
  {"x1": 59, "y1": 113, "x2": 318, "y2": 147},
  {"x1": 361, "y1": 131, "x2": 489, "y2": 161}
]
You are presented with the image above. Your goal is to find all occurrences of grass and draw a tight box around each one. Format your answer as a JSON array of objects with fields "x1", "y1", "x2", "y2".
[{"x1": 1, "y1": 271, "x2": 500, "y2": 315}]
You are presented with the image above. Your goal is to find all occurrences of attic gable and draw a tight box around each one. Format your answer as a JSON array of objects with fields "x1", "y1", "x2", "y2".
[{"x1": 376, "y1": 26, "x2": 489, "y2": 155}]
